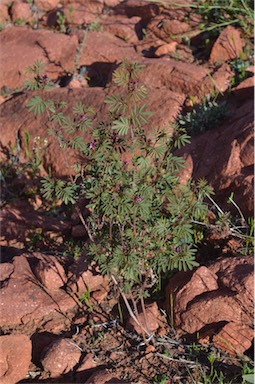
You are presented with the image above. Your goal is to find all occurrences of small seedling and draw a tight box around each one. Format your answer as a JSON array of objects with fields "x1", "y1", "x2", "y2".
[
  {"x1": 80, "y1": 289, "x2": 93, "y2": 312},
  {"x1": 177, "y1": 95, "x2": 227, "y2": 135},
  {"x1": 87, "y1": 21, "x2": 101, "y2": 31},
  {"x1": 56, "y1": 11, "x2": 66, "y2": 33}
]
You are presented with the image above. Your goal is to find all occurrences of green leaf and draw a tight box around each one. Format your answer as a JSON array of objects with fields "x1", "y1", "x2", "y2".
[
  {"x1": 242, "y1": 374, "x2": 254, "y2": 384},
  {"x1": 113, "y1": 69, "x2": 129, "y2": 87},
  {"x1": 112, "y1": 117, "x2": 130, "y2": 136},
  {"x1": 26, "y1": 96, "x2": 45, "y2": 115}
]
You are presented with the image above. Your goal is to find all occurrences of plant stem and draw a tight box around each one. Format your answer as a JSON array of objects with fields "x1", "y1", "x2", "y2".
[
  {"x1": 76, "y1": 207, "x2": 94, "y2": 242},
  {"x1": 111, "y1": 275, "x2": 150, "y2": 337}
]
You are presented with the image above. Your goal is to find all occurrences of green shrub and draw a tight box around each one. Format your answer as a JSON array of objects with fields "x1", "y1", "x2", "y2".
[
  {"x1": 27, "y1": 60, "x2": 213, "y2": 335},
  {"x1": 177, "y1": 96, "x2": 227, "y2": 135}
]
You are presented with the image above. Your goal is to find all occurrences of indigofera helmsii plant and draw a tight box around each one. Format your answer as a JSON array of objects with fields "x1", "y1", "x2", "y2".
[{"x1": 26, "y1": 60, "x2": 213, "y2": 336}]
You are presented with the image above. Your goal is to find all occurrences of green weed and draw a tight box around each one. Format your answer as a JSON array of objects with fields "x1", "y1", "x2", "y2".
[
  {"x1": 177, "y1": 95, "x2": 227, "y2": 135},
  {"x1": 80, "y1": 289, "x2": 93, "y2": 312},
  {"x1": 146, "y1": 0, "x2": 254, "y2": 38},
  {"x1": 56, "y1": 10, "x2": 66, "y2": 33},
  {"x1": 63, "y1": 240, "x2": 83, "y2": 260},
  {"x1": 26, "y1": 60, "x2": 214, "y2": 335},
  {"x1": 87, "y1": 21, "x2": 102, "y2": 31}
]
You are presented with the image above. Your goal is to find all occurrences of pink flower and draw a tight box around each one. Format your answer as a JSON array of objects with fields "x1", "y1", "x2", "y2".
[
  {"x1": 77, "y1": 114, "x2": 87, "y2": 124},
  {"x1": 38, "y1": 74, "x2": 49, "y2": 84},
  {"x1": 134, "y1": 195, "x2": 142, "y2": 203},
  {"x1": 89, "y1": 141, "x2": 97, "y2": 150}
]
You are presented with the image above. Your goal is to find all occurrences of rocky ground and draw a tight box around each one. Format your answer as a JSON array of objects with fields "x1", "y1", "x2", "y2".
[{"x1": 0, "y1": 0, "x2": 254, "y2": 383}]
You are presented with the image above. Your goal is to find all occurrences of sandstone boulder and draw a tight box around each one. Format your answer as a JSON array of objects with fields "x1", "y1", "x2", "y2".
[
  {"x1": 209, "y1": 26, "x2": 244, "y2": 63},
  {"x1": 85, "y1": 369, "x2": 122, "y2": 384},
  {"x1": 0, "y1": 253, "x2": 77, "y2": 334},
  {"x1": 127, "y1": 302, "x2": 161, "y2": 335},
  {"x1": 69, "y1": 255, "x2": 109, "y2": 295},
  {"x1": 34, "y1": 0, "x2": 60, "y2": 12},
  {"x1": 0, "y1": 263, "x2": 14, "y2": 282},
  {"x1": 176, "y1": 98, "x2": 254, "y2": 216},
  {"x1": 0, "y1": 200, "x2": 71, "y2": 247},
  {"x1": 0, "y1": 27, "x2": 78, "y2": 89},
  {"x1": 62, "y1": 1, "x2": 104, "y2": 26},
  {"x1": 139, "y1": 58, "x2": 211, "y2": 99},
  {"x1": 165, "y1": 255, "x2": 254, "y2": 354},
  {"x1": 33, "y1": 254, "x2": 67, "y2": 291},
  {"x1": 213, "y1": 322, "x2": 254, "y2": 356},
  {"x1": 41, "y1": 338, "x2": 82, "y2": 378},
  {"x1": 0, "y1": 334, "x2": 32, "y2": 384},
  {"x1": 11, "y1": 0, "x2": 33, "y2": 23}
]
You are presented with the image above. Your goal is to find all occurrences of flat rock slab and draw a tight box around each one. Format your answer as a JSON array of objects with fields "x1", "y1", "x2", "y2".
[
  {"x1": 0, "y1": 254, "x2": 77, "y2": 334},
  {"x1": 0, "y1": 334, "x2": 32, "y2": 384},
  {"x1": 0, "y1": 27, "x2": 79, "y2": 89},
  {"x1": 165, "y1": 255, "x2": 254, "y2": 355}
]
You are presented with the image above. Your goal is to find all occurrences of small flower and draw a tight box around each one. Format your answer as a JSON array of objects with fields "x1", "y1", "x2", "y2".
[
  {"x1": 77, "y1": 113, "x2": 87, "y2": 123},
  {"x1": 134, "y1": 195, "x2": 142, "y2": 203},
  {"x1": 38, "y1": 74, "x2": 49, "y2": 84},
  {"x1": 89, "y1": 141, "x2": 97, "y2": 150}
]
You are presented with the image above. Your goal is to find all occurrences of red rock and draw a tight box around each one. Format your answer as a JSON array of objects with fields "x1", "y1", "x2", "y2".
[
  {"x1": 85, "y1": 369, "x2": 122, "y2": 384},
  {"x1": 180, "y1": 293, "x2": 251, "y2": 334},
  {"x1": 233, "y1": 76, "x2": 254, "y2": 100},
  {"x1": 0, "y1": 83, "x2": 184, "y2": 177},
  {"x1": 165, "y1": 266, "x2": 218, "y2": 327},
  {"x1": 104, "y1": 0, "x2": 121, "y2": 7},
  {"x1": 11, "y1": 0, "x2": 33, "y2": 23},
  {"x1": 76, "y1": 30, "x2": 139, "y2": 68},
  {"x1": 68, "y1": 76, "x2": 88, "y2": 89},
  {"x1": 211, "y1": 63, "x2": 234, "y2": 93},
  {"x1": 127, "y1": 302, "x2": 160, "y2": 334},
  {"x1": 34, "y1": 0, "x2": 60, "y2": 12},
  {"x1": 0, "y1": 335, "x2": 32, "y2": 384},
  {"x1": 213, "y1": 322, "x2": 254, "y2": 356},
  {"x1": 246, "y1": 66, "x2": 255, "y2": 74},
  {"x1": 164, "y1": 19, "x2": 190, "y2": 37},
  {"x1": 33, "y1": 254, "x2": 67, "y2": 291},
  {"x1": 140, "y1": 58, "x2": 210, "y2": 99},
  {"x1": 177, "y1": 154, "x2": 193, "y2": 184},
  {"x1": 209, "y1": 26, "x2": 244, "y2": 63},
  {"x1": 240, "y1": 131, "x2": 254, "y2": 167},
  {"x1": 0, "y1": 254, "x2": 77, "y2": 334},
  {"x1": 140, "y1": 87, "x2": 185, "y2": 128},
  {"x1": 148, "y1": 17, "x2": 191, "y2": 44},
  {"x1": 176, "y1": 99, "x2": 254, "y2": 216},
  {"x1": 0, "y1": 88, "x2": 105, "y2": 177},
  {"x1": 146, "y1": 9, "x2": 198, "y2": 45},
  {"x1": 0, "y1": 3, "x2": 10, "y2": 23},
  {"x1": 30, "y1": 332, "x2": 59, "y2": 367},
  {"x1": 0, "y1": 263, "x2": 14, "y2": 282},
  {"x1": 154, "y1": 42, "x2": 177, "y2": 57},
  {"x1": 0, "y1": 200, "x2": 71, "y2": 246},
  {"x1": 41, "y1": 338, "x2": 82, "y2": 378},
  {"x1": 69, "y1": 257, "x2": 109, "y2": 295},
  {"x1": 91, "y1": 287, "x2": 109, "y2": 303},
  {"x1": 63, "y1": 1, "x2": 104, "y2": 26},
  {"x1": 0, "y1": 27, "x2": 78, "y2": 89},
  {"x1": 209, "y1": 256, "x2": 254, "y2": 309},
  {"x1": 77, "y1": 353, "x2": 97, "y2": 371},
  {"x1": 165, "y1": 256, "x2": 254, "y2": 354},
  {"x1": 114, "y1": 0, "x2": 159, "y2": 19},
  {"x1": 102, "y1": 15, "x2": 141, "y2": 44}
]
